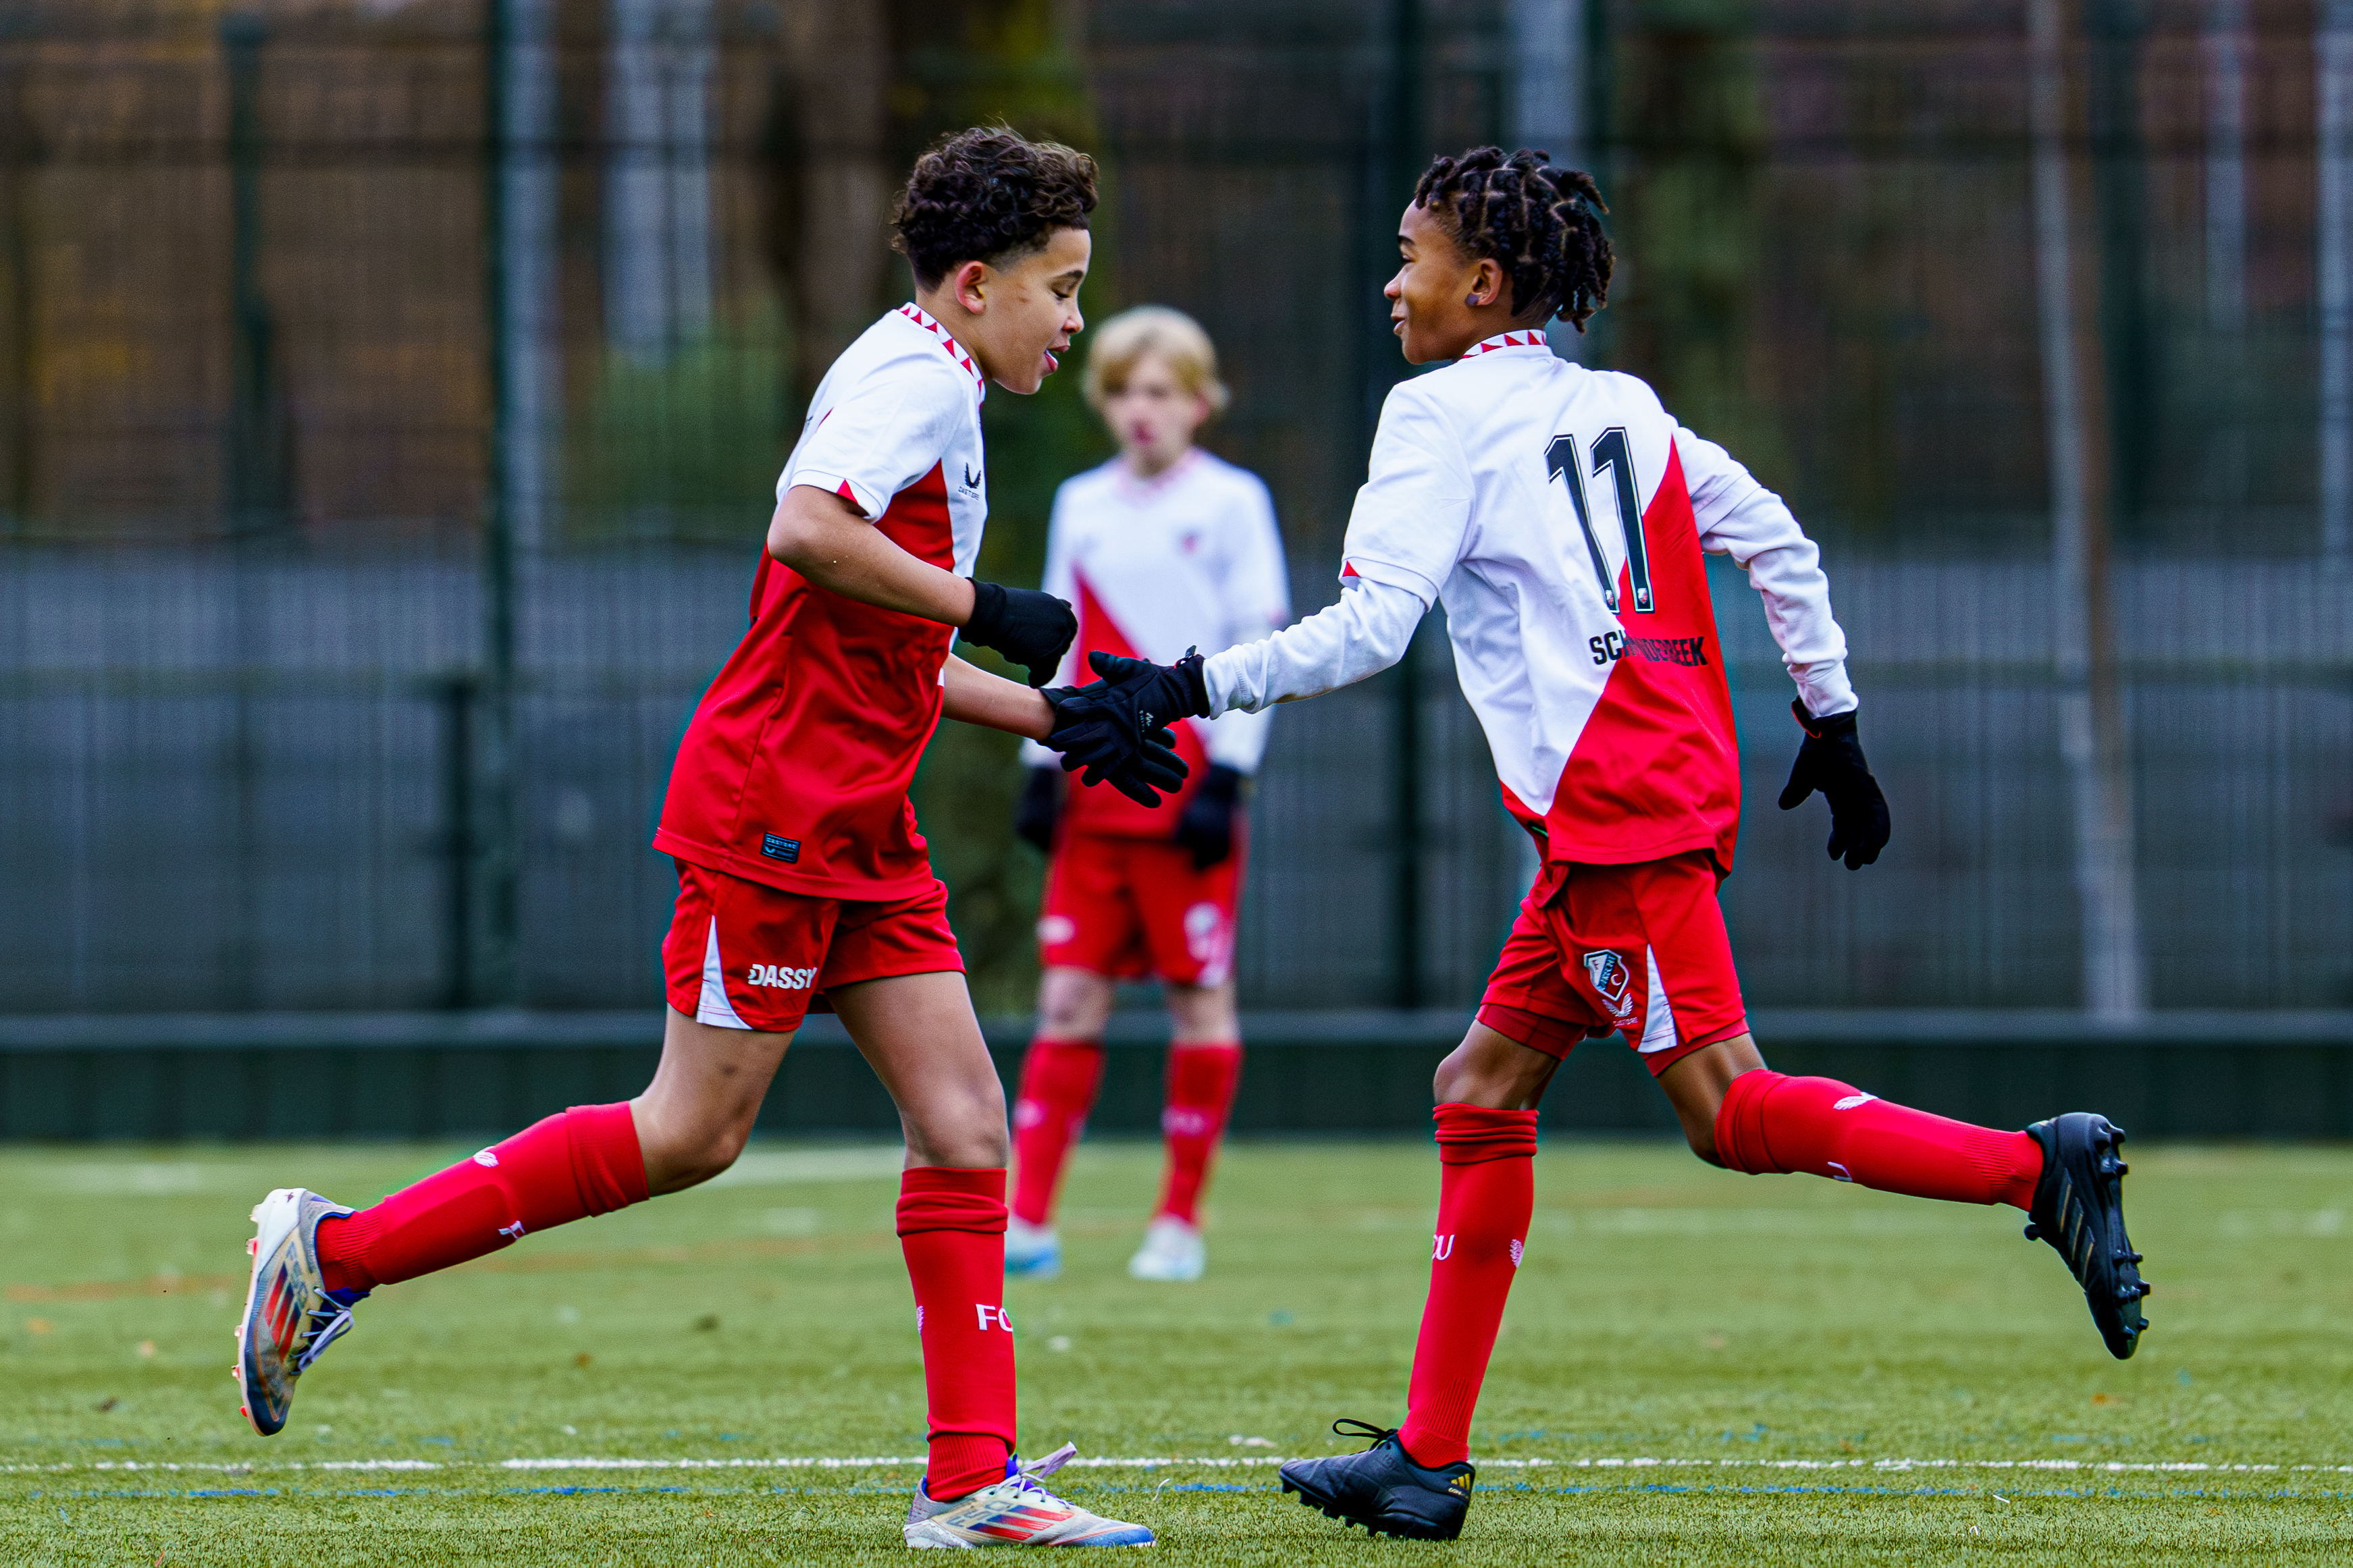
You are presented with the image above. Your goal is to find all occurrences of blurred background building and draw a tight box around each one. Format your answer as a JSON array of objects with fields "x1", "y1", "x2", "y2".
[{"x1": 0, "y1": 0, "x2": 2346, "y2": 1036}]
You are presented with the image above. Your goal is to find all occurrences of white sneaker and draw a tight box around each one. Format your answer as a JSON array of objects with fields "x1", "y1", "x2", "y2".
[
  {"x1": 1005, "y1": 1218, "x2": 1062, "y2": 1280},
  {"x1": 1126, "y1": 1217, "x2": 1204, "y2": 1282},
  {"x1": 904, "y1": 1444, "x2": 1154, "y2": 1547},
  {"x1": 236, "y1": 1187, "x2": 366, "y2": 1436}
]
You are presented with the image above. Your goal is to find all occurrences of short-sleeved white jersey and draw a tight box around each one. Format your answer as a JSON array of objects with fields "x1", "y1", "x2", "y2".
[
  {"x1": 782, "y1": 303, "x2": 987, "y2": 576},
  {"x1": 1207, "y1": 329, "x2": 1852, "y2": 871},
  {"x1": 1022, "y1": 450, "x2": 1292, "y2": 834}
]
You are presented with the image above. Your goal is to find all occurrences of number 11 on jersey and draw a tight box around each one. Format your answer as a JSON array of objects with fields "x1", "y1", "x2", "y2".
[{"x1": 1545, "y1": 428, "x2": 1654, "y2": 614}]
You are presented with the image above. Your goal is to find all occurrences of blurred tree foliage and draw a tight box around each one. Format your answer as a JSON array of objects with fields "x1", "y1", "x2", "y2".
[
  {"x1": 1602, "y1": 0, "x2": 1790, "y2": 492},
  {"x1": 564, "y1": 303, "x2": 794, "y2": 545},
  {"x1": 891, "y1": 0, "x2": 1119, "y2": 1014}
]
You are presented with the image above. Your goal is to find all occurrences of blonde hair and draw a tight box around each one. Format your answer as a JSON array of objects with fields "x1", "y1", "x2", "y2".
[{"x1": 1082, "y1": 306, "x2": 1230, "y2": 416}]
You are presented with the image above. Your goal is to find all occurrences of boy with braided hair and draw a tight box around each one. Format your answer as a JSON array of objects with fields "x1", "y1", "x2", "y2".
[{"x1": 1051, "y1": 146, "x2": 2149, "y2": 1541}]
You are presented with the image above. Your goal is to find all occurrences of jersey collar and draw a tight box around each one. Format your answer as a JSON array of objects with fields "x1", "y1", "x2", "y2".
[
  {"x1": 1460, "y1": 327, "x2": 1554, "y2": 359},
  {"x1": 897, "y1": 303, "x2": 988, "y2": 404}
]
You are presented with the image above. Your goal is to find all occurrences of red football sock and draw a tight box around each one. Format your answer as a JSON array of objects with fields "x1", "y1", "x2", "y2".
[
  {"x1": 315, "y1": 1102, "x2": 647, "y2": 1294},
  {"x1": 1714, "y1": 1070, "x2": 2041, "y2": 1209},
  {"x1": 1396, "y1": 1104, "x2": 1538, "y2": 1469},
  {"x1": 1154, "y1": 1042, "x2": 1242, "y2": 1225},
  {"x1": 1009, "y1": 1039, "x2": 1105, "y2": 1228},
  {"x1": 899, "y1": 1166, "x2": 1017, "y2": 1501}
]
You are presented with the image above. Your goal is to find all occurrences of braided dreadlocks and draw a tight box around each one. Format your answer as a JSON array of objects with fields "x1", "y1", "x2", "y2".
[{"x1": 1412, "y1": 146, "x2": 1612, "y2": 331}]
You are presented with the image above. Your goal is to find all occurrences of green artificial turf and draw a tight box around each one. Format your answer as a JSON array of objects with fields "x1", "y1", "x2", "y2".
[{"x1": 3, "y1": 1136, "x2": 2350, "y2": 1563}]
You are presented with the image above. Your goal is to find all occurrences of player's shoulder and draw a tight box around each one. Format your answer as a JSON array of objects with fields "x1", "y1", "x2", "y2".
[
  {"x1": 820, "y1": 308, "x2": 977, "y2": 412},
  {"x1": 1577, "y1": 364, "x2": 1672, "y2": 418}
]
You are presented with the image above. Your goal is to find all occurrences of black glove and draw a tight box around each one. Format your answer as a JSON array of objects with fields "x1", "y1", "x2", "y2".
[
  {"x1": 1174, "y1": 763, "x2": 1245, "y2": 869},
  {"x1": 1777, "y1": 700, "x2": 1890, "y2": 870},
  {"x1": 1014, "y1": 765, "x2": 1060, "y2": 853},
  {"x1": 1043, "y1": 685, "x2": 1191, "y2": 808},
  {"x1": 961, "y1": 580, "x2": 1077, "y2": 687},
  {"x1": 1041, "y1": 650, "x2": 1209, "y2": 809}
]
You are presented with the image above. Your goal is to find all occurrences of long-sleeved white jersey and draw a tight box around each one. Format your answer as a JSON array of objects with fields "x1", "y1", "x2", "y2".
[
  {"x1": 1204, "y1": 329, "x2": 1853, "y2": 871},
  {"x1": 1022, "y1": 448, "x2": 1291, "y2": 836}
]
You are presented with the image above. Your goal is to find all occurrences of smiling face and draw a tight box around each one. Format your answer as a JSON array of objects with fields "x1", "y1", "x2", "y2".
[
  {"x1": 926, "y1": 227, "x2": 1092, "y2": 396},
  {"x1": 1385, "y1": 199, "x2": 1520, "y2": 364},
  {"x1": 1099, "y1": 352, "x2": 1212, "y2": 477}
]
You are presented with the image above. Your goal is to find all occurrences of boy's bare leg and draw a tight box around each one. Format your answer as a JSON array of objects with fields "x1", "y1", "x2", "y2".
[
  {"x1": 634, "y1": 1007, "x2": 798, "y2": 1193},
  {"x1": 1035, "y1": 965, "x2": 1115, "y2": 1042},
  {"x1": 830, "y1": 970, "x2": 1010, "y2": 1167}
]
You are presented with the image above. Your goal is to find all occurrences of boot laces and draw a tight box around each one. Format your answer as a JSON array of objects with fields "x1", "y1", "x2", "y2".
[
  {"x1": 291, "y1": 1295, "x2": 358, "y2": 1374},
  {"x1": 1331, "y1": 1418, "x2": 1403, "y2": 1452}
]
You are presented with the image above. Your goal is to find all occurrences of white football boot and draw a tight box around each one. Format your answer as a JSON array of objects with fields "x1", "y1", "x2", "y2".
[
  {"x1": 1004, "y1": 1217, "x2": 1063, "y2": 1280},
  {"x1": 905, "y1": 1444, "x2": 1153, "y2": 1548},
  {"x1": 1126, "y1": 1217, "x2": 1204, "y2": 1282},
  {"x1": 236, "y1": 1187, "x2": 367, "y2": 1436}
]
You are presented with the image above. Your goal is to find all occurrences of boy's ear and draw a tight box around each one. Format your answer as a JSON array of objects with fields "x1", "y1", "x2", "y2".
[{"x1": 952, "y1": 260, "x2": 990, "y2": 315}]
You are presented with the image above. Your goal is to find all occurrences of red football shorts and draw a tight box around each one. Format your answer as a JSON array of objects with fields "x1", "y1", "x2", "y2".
[
  {"x1": 661, "y1": 861, "x2": 964, "y2": 1033},
  {"x1": 1037, "y1": 830, "x2": 1245, "y2": 988},
  {"x1": 1476, "y1": 849, "x2": 1748, "y2": 1078}
]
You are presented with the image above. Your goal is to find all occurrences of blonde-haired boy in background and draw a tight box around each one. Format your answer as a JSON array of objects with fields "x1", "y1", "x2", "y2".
[{"x1": 1007, "y1": 306, "x2": 1291, "y2": 1282}]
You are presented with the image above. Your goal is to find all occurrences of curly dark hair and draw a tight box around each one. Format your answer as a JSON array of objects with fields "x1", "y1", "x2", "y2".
[
  {"x1": 1412, "y1": 146, "x2": 1612, "y2": 331},
  {"x1": 891, "y1": 127, "x2": 1099, "y2": 292}
]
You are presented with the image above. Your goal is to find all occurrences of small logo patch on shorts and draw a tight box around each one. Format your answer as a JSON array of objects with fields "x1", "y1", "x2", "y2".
[{"x1": 760, "y1": 833, "x2": 800, "y2": 863}]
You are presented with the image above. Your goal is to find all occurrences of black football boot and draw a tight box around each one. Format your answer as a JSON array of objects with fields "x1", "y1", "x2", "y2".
[
  {"x1": 1278, "y1": 1420, "x2": 1475, "y2": 1541},
  {"x1": 2023, "y1": 1112, "x2": 2150, "y2": 1359}
]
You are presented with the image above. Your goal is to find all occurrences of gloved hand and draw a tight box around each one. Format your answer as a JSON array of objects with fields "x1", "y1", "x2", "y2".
[
  {"x1": 1041, "y1": 650, "x2": 1209, "y2": 809},
  {"x1": 961, "y1": 580, "x2": 1077, "y2": 687},
  {"x1": 1776, "y1": 700, "x2": 1891, "y2": 870},
  {"x1": 1014, "y1": 765, "x2": 1060, "y2": 853},
  {"x1": 1174, "y1": 763, "x2": 1245, "y2": 869},
  {"x1": 1043, "y1": 678, "x2": 1191, "y2": 808}
]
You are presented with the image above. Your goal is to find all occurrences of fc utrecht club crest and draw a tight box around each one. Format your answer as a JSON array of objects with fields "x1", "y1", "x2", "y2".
[{"x1": 1582, "y1": 949, "x2": 1635, "y2": 1017}]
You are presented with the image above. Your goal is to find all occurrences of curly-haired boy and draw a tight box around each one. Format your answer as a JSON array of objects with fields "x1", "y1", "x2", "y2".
[
  {"x1": 1055, "y1": 146, "x2": 2148, "y2": 1541},
  {"x1": 230, "y1": 126, "x2": 1164, "y2": 1550}
]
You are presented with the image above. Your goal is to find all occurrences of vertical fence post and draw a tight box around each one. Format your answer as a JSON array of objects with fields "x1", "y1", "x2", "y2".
[
  {"x1": 221, "y1": 13, "x2": 289, "y2": 535},
  {"x1": 481, "y1": 0, "x2": 560, "y2": 1008},
  {"x1": 1, "y1": 61, "x2": 32, "y2": 533},
  {"x1": 2320, "y1": 1, "x2": 2353, "y2": 570},
  {"x1": 1384, "y1": 0, "x2": 1425, "y2": 1009},
  {"x1": 435, "y1": 675, "x2": 479, "y2": 1009},
  {"x1": 2029, "y1": 0, "x2": 2146, "y2": 1020},
  {"x1": 1512, "y1": 0, "x2": 1585, "y2": 364},
  {"x1": 221, "y1": 12, "x2": 284, "y2": 1010}
]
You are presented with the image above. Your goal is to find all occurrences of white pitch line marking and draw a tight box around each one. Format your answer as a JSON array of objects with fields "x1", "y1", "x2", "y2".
[{"x1": 7, "y1": 1455, "x2": 2349, "y2": 1477}]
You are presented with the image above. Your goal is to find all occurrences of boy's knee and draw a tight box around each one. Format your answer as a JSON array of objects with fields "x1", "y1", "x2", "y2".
[
  {"x1": 1433, "y1": 1033, "x2": 1551, "y2": 1110},
  {"x1": 903, "y1": 1081, "x2": 1010, "y2": 1168},
  {"x1": 640, "y1": 1116, "x2": 754, "y2": 1193}
]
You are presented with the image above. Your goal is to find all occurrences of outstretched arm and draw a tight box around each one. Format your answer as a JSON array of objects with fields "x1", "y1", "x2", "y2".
[
  {"x1": 941, "y1": 655, "x2": 1056, "y2": 740},
  {"x1": 1200, "y1": 577, "x2": 1428, "y2": 715}
]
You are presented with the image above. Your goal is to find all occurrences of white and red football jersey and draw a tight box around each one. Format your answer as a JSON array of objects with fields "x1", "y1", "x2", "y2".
[
  {"x1": 1205, "y1": 331, "x2": 1853, "y2": 872},
  {"x1": 1021, "y1": 449, "x2": 1290, "y2": 835},
  {"x1": 656, "y1": 304, "x2": 988, "y2": 898}
]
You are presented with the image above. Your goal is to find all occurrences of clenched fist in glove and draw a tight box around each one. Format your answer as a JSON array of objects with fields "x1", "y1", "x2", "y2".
[
  {"x1": 1777, "y1": 700, "x2": 1891, "y2": 870},
  {"x1": 961, "y1": 580, "x2": 1077, "y2": 687}
]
